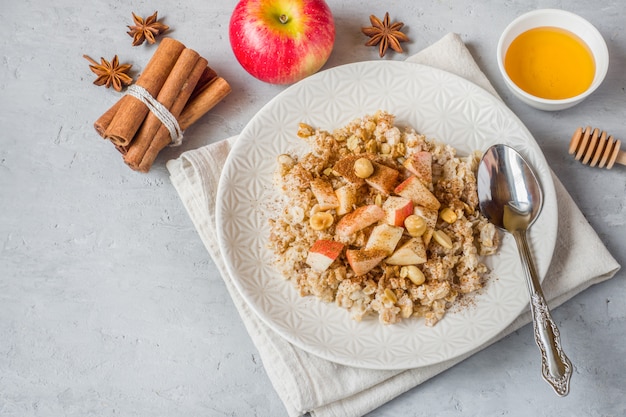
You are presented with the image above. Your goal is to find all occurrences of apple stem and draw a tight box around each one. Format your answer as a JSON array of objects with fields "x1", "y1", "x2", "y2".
[{"x1": 279, "y1": 14, "x2": 289, "y2": 24}]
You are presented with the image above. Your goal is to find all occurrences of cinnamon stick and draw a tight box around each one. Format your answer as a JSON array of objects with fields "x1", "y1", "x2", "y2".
[
  {"x1": 178, "y1": 77, "x2": 231, "y2": 129},
  {"x1": 123, "y1": 48, "x2": 201, "y2": 169},
  {"x1": 188, "y1": 66, "x2": 218, "y2": 102},
  {"x1": 93, "y1": 72, "x2": 231, "y2": 158},
  {"x1": 94, "y1": 99, "x2": 121, "y2": 137},
  {"x1": 132, "y1": 75, "x2": 231, "y2": 172},
  {"x1": 103, "y1": 38, "x2": 186, "y2": 147},
  {"x1": 91, "y1": 38, "x2": 231, "y2": 172},
  {"x1": 93, "y1": 65, "x2": 216, "y2": 140},
  {"x1": 128, "y1": 57, "x2": 209, "y2": 172}
]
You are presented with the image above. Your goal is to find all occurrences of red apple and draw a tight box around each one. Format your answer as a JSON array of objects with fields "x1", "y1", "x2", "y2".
[
  {"x1": 403, "y1": 151, "x2": 433, "y2": 187},
  {"x1": 364, "y1": 162, "x2": 400, "y2": 195},
  {"x1": 335, "y1": 184, "x2": 358, "y2": 215},
  {"x1": 394, "y1": 176, "x2": 441, "y2": 211},
  {"x1": 385, "y1": 238, "x2": 427, "y2": 266},
  {"x1": 365, "y1": 224, "x2": 404, "y2": 255},
  {"x1": 346, "y1": 248, "x2": 387, "y2": 276},
  {"x1": 382, "y1": 196, "x2": 413, "y2": 226},
  {"x1": 310, "y1": 178, "x2": 339, "y2": 210},
  {"x1": 306, "y1": 240, "x2": 344, "y2": 272},
  {"x1": 335, "y1": 204, "x2": 384, "y2": 239},
  {"x1": 229, "y1": 0, "x2": 335, "y2": 84}
]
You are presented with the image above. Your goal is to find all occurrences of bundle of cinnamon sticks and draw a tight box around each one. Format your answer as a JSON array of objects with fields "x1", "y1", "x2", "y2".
[{"x1": 94, "y1": 38, "x2": 231, "y2": 172}]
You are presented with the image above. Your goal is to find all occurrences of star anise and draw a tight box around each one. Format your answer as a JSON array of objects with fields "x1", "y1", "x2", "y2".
[
  {"x1": 127, "y1": 11, "x2": 169, "y2": 46},
  {"x1": 83, "y1": 55, "x2": 133, "y2": 92},
  {"x1": 362, "y1": 12, "x2": 409, "y2": 57}
]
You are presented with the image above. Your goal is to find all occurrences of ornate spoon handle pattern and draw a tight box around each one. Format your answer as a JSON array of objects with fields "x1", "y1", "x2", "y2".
[{"x1": 514, "y1": 230, "x2": 573, "y2": 396}]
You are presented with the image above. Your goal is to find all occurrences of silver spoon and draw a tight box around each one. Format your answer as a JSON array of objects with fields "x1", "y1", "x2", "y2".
[{"x1": 477, "y1": 144, "x2": 572, "y2": 396}]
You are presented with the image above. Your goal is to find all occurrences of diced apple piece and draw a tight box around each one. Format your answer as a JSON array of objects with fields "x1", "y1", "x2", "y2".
[
  {"x1": 413, "y1": 205, "x2": 438, "y2": 228},
  {"x1": 403, "y1": 151, "x2": 433, "y2": 187},
  {"x1": 333, "y1": 154, "x2": 367, "y2": 186},
  {"x1": 335, "y1": 184, "x2": 358, "y2": 215},
  {"x1": 365, "y1": 224, "x2": 404, "y2": 255},
  {"x1": 382, "y1": 196, "x2": 413, "y2": 226},
  {"x1": 306, "y1": 240, "x2": 345, "y2": 272},
  {"x1": 385, "y1": 238, "x2": 427, "y2": 265},
  {"x1": 394, "y1": 176, "x2": 441, "y2": 211},
  {"x1": 365, "y1": 162, "x2": 400, "y2": 195},
  {"x1": 346, "y1": 248, "x2": 387, "y2": 276},
  {"x1": 310, "y1": 179, "x2": 339, "y2": 210},
  {"x1": 335, "y1": 204, "x2": 384, "y2": 238}
]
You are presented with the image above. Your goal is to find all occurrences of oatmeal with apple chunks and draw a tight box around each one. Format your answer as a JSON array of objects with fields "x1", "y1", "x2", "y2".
[{"x1": 268, "y1": 111, "x2": 499, "y2": 326}]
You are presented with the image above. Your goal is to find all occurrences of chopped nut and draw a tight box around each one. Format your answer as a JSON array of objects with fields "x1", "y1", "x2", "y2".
[
  {"x1": 297, "y1": 123, "x2": 315, "y2": 138},
  {"x1": 354, "y1": 128, "x2": 366, "y2": 140},
  {"x1": 404, "y1": 214, "x2": 427, "y2": 237},
  {"x1": 334, "y1": 132, "x2": 347, "y2": 142},
  {"x1": 365, "y1": 139, "x2": 378, "y2": 154},
  {"x1": 440, "y1": 207, "x2": 458, "y2": 223},
  {"x1": 393, "y1": 142, "x2": 406, "y2": 158},
  {"x1": 400, "y1": 265, "x2": 425, "y2": 285},
  {"x1": 383, "y1": 288, "x2": 398, "y2": 304},
  {"x1": 277, "y1": 154, "x2": 294, "y2": 167},
  {"x1": 432, "y1": 230, "x2": 453, "y2": 249},
  {"x1": 463, "y1": 202, "x2": 475, "y2": 215},
  {"x1": 310, "y1": 212, "x2": 334, "y2": 230},
  {"x1": 346, "y1": 135, "x2": 360, "y2": 151},
  {"x1": 354, "y1": 157, "x2": 374, "y2": 178}
]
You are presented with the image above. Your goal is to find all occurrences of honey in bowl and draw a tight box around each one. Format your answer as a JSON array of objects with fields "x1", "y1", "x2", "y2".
[{"x1": 504, "y1": 26, "x2": 595, "y2": 100}]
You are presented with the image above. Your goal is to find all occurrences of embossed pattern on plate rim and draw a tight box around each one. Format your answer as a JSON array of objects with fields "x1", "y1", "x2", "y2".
[{"x1": 215, "y1": 61, "x2": 558, "y2": 370}]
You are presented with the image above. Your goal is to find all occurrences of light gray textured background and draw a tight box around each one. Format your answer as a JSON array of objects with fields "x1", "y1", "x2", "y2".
[{"x1": 1, "y1": 1, "x2": 624, "y2": 416}]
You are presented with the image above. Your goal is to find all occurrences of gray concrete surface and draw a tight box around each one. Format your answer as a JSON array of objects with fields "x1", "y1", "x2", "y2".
[{"x1": 1, "y1": 1, "x2": 624, "y2": 416}]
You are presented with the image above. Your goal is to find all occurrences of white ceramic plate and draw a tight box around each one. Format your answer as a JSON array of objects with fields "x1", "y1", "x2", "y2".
[{"x1": 216, "y1": 61, "x2": 557, "y2": 370}]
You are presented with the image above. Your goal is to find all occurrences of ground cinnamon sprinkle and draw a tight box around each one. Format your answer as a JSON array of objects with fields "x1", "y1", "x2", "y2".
[{"x1": 268, "y1": 111, "x2": 499, "y2": 326}]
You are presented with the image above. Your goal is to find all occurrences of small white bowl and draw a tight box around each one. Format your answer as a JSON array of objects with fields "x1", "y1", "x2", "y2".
[{"x1": 497, "y1": 9, "x2": 609, "y2": 111}]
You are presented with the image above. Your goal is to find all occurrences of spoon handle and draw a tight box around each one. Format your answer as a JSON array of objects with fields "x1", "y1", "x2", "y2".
[{"x1": 513, "y1": 231, "x2": 573, "y2": 396}]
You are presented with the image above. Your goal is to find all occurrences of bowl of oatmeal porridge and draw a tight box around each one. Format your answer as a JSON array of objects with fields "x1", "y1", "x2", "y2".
[{"x1": 215, "y1": 61, "x2": 557, "y2": 369}]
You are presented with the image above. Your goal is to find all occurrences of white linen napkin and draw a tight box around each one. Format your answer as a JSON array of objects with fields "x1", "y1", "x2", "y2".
[{"x1": 166, "y1": 33, "x2": 620, "y2": 417}]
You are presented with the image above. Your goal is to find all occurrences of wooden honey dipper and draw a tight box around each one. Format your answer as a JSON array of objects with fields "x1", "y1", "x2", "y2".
[{"x1": 569, "y1": 126, "x2": 626, "y2": 169}]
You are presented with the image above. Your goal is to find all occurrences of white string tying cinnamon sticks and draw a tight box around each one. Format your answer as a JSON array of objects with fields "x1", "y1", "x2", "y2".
[{"x1": 125, "y1": 84, "x2": 184, "y2": 147}]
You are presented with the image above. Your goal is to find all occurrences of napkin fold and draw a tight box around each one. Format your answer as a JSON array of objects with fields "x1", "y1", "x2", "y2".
[{"x1": 166, "y1": 33, "x2": 620, "y2": 417}]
